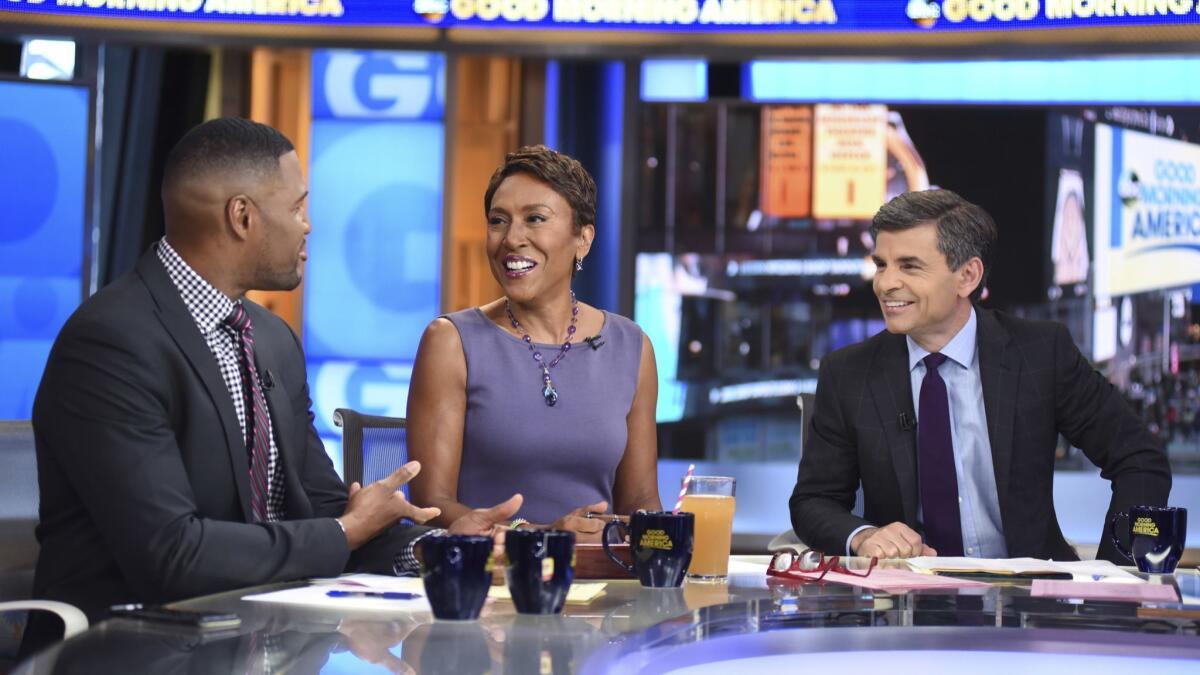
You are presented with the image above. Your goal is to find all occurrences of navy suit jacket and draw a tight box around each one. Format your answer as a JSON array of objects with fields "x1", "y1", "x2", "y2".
[{"x1": 789, "y1": 308, "x2": 1171, "y2": 562}]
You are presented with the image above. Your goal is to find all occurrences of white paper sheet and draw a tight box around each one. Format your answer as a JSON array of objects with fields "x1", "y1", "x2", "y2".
[
  {"x1": 906, "y1": 557, "x2": 1142, "y2": 583},
  {"x1": 309, "y1": 573, "x2": 426, "y2": 592},
  {"x1": 727, "y1": 558, "x2": 771, "y2": 575},
  {"x1": 243, "y1": 577, "x2": 431, "y2": 613}
]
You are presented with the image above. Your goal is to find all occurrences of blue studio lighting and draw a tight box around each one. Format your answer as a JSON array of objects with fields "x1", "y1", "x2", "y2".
[
  {"x1": 746, "y1": 57, "x2": 1200, "y2": 105},
  {"x1": 641, "y1": 58, "x2": 708, "y2": 103},
  {"x1": 544, "y1": 58, "x2": 560, "y2": 149}
]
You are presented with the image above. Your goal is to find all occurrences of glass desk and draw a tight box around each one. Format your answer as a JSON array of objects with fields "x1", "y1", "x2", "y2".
[{"x1": 16, "y1": 558, "x2": 1200, "y2": 674}]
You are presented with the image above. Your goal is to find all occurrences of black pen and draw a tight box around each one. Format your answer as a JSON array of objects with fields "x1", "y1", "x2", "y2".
[{"x1": 326, "y1": 590, "x2": 421, "y2": 600}]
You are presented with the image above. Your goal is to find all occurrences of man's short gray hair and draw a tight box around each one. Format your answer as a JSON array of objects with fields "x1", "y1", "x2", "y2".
[{"x1": 870, "y1": 189, "x2": 998, "y2": 302}]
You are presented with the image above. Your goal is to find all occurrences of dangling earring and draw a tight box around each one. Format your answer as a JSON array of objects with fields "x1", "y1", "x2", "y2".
[{"x1": 575, "y1": 257, "x2": 584, "y2": 272}]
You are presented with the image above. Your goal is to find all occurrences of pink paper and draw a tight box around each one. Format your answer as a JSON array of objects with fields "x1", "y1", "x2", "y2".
[
  {"x1": 1031, "y1": 580, "x2": 1180, "y2": 604},
  {"x1": 785, "y1": 568, "x2": 991, "y2": 591}
]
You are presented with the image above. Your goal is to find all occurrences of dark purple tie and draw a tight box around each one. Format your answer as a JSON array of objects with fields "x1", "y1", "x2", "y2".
[
  {"x1": 225, "y1": 304, "x2": 270, "y2": 523},
  {"x1": 918, "y1": 353, "x2": 964, "y2": 556}
]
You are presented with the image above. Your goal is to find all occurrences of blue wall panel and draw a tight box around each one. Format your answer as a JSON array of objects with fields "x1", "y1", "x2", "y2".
[
  {"x1": 305, "y1": 50, "x2": 444, "y2": 441},
  {"x1": 0, "y1": 81, "x2": 88, "y2": 419}
]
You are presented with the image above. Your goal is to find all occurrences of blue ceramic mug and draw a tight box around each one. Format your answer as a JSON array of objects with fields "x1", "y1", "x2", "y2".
[
  {"x1": 505, "y1": 529, "x2": 575, "y2": 615},
  {"x1": 418, "y1": 534, "x2": 494, "y2": 620},
  {"x1": 1109, "y1": 506, "x2": 1187, "y2": 574},
  {"x1": 603, "y1": 511, "x2": 694, "y2": 588}
]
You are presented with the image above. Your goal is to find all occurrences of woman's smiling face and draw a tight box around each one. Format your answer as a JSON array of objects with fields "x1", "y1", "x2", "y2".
[{"x1": 486, "y1": 172, "x2": 593, "y2": 304}]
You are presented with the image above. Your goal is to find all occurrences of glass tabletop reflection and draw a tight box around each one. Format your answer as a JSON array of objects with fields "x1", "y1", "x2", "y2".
[{"x1": 16, "y1": 557, "x2": 1200, "y2": 674}]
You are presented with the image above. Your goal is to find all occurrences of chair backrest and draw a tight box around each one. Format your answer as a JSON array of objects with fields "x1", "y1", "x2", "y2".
[
  {"x1": 333, "y1": 409, "x2": 408, "y2": 494},
  {"x1": 796, "y1": 392, "x2": 817, "y2": 455},
  {"x1": 0, "y1": 421, "x2": 39, "y2": 600},
  {"x1": 0, "y1": 421, "x2": 39, "y2": 664}
]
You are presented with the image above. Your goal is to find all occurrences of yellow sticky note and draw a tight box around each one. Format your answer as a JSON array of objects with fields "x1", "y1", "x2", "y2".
[{"x1": 487, "y1": 582, "x2": 607, "y2": 605}]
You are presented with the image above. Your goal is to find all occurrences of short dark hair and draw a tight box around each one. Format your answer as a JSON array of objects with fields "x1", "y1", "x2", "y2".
[
  {"x1": 162, "y1": 117, "x2": 295, "y2": 192},
  {"x1": 483, "y1": 145, "x2": 597, "y2": 232},
  {"x1": 871, "y1": 189, "x2": 997, "y2": 302}
]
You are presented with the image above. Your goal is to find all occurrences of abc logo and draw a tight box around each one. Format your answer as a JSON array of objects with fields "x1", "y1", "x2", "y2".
[{"x1": 413, "y1": 0, "x2": 449, "y2": 22}]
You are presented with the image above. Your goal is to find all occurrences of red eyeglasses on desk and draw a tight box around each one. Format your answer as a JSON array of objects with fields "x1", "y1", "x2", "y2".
[{"x1": 767, "y1": 549, "x2": 879, "y2": 582}]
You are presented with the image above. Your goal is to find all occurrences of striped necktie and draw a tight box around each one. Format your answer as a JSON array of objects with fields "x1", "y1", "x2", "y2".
[{"x1": 224, "y1": 303, "x2": 271, "y2": 523}]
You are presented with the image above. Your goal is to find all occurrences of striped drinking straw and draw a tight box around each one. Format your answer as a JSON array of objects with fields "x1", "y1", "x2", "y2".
[{"x1": 672, "y1": 463, "x2": 696, "y2": 514}]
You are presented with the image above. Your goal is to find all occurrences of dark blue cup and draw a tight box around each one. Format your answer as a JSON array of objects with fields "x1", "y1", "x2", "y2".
[
  {"x1": 418, "y1": 535, "x2": 494, "y2": 620},
  {"x1": 1109, "y1": 506, "x2": 1187, "y2": 574},
  {"x1": 603, "y1": 511, "x2": 693, "y2": 588},
  {"x1": 505, "y1": 529, "x2": 575, "y2": 615}
]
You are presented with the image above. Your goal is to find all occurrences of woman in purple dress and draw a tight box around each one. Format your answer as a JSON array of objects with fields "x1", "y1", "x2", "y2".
[{"x1": 407, "y1": 146, "x2": 662, "y2": 542}]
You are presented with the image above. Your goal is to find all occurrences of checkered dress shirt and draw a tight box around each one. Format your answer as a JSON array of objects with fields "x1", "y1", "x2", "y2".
[
  {"x1": 156, "y1": 239, "x2": 286, "y2": 522},
  {"x1": 157, "y1": 240, "x2": 434, "y2": 573}
]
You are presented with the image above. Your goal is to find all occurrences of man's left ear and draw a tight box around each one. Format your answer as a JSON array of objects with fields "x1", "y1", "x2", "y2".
[
  {"x1": 226, "y1": 194, "x2": 255, "y2": 242},
  {"x1": 958, "y1": 257, "x2": 984, "y2": 299}
]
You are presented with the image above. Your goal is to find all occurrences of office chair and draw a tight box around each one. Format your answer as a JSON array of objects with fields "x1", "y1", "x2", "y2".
[
  {"x1": 332, "y1": 409, "x2": 409, "y2": 496},
  {"x1": 0, "y1": 421, "x2": 46, "y2": 665},
  {"x1": 771, "y1": 394, "x2": 817, "y2": 552},
  {"x1": 0, "y1": 601, "x2": 87, "y2": 641},
  {"x1": 0, "y1": 421, "x2": 38, "y2": 601}
]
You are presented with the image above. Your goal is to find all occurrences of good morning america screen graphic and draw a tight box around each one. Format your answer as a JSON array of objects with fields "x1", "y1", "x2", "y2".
[
  {"x1": 1094, "y1": 124, "x2": 1200, "y2": 298},
  {"x1": 5, "y1": 0, "x2": 1200, "y2": 32}
]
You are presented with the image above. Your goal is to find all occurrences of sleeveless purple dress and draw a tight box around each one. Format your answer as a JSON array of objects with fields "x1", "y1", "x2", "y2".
[{"x1": 444, "y1": 308, "x2": 644, "y2": 524}]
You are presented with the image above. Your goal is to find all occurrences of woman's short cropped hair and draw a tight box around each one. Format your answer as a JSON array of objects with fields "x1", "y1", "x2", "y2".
[{"x1": 483, "y1": 145, "x2": 597, "y2": 233}]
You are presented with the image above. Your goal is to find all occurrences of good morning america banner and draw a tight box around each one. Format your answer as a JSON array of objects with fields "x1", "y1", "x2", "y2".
[
  {"x1": 5, "y1": 0, "x2": 1200, "y2": 32},
  {"x1": 1094, "y1": 124, "x2": 1200, "y2": 297}
]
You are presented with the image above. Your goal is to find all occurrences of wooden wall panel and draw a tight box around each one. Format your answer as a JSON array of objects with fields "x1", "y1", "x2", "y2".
[
  {"x1": 443, "y1": 55, "x2": 526, "y2": 313},
  {"x1": 245, "y1": 47, "x2": 311, "y2": 335}
]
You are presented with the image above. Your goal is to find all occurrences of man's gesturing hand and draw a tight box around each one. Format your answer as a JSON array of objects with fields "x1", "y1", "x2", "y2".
[
  {"x1": 850, "y1": 522, "x2": 937, "y2": 559},
  {"x1": 338, "y1": 461, "x2": 441, "y2": 550}
]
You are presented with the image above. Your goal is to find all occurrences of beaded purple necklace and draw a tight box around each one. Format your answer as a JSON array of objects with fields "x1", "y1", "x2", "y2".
[{"x1": 505, "y1": 291, "x2": 578, "y2": 407}]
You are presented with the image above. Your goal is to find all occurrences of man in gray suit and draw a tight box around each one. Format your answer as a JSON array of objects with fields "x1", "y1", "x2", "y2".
[
  {"x1": 790, "y1": 189, "x2": 1169, "y2": 562},
  {"x1": 28, "y1": 119, "x2": 519, "y2": 651}
]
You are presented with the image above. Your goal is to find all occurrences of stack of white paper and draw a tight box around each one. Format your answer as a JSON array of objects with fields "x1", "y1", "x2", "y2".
[
  {"x1": 906, "y1": 557, "x2": 1143, "y2": 583},
  {"x1": 243, "y1": 574, "x2": 431, "y2": 612}
]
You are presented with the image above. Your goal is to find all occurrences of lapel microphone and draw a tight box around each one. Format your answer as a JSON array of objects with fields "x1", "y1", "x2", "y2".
[
  {"x1": 898, "y1": 412, "x2": 916, "y2": 430},
  {"x1": 261, "y1": 369, "x2": 275, "y2": 391},
  {"x1": 583, "y1": 334, "x2": 605, "y2": 350}
]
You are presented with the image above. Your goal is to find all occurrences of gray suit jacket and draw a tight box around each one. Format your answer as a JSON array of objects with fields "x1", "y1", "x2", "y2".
[
  {"x1": 789, "y1": 308, "x2": 1171, "y2": 562},
  {"x1": 30, "y1": 250, "x2": 426, "y2": 633}
]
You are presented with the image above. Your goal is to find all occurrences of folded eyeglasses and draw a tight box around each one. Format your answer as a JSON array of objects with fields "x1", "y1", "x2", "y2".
[{"x1": 767, "y1": 549, "x2": 878, "y2": 582}]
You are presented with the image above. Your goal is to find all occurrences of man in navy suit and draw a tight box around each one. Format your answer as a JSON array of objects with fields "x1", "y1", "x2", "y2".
[{"x1": 790, "y1": 189, "x2": 1170, "y2": 562}]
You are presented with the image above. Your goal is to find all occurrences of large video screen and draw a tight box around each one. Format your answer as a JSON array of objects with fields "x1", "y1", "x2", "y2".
[{"x1": 0, "y1": 79, "x2": 89, "y2": 420}]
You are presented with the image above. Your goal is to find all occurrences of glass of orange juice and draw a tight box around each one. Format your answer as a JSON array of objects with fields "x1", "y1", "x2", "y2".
[{"x1": 681, "y1": 476, "x2": 736, "y2": 583}]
